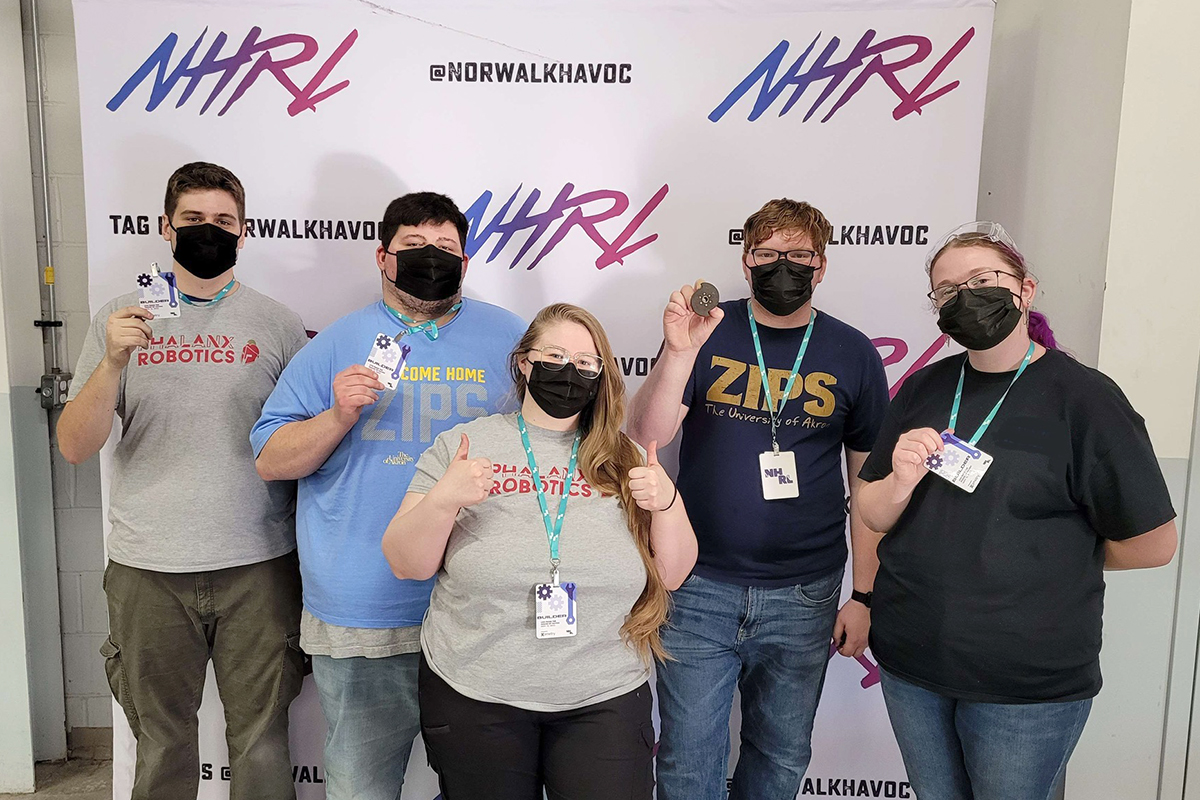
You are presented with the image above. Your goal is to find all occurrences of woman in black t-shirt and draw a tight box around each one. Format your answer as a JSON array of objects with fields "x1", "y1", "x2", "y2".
[{"x1": 857, "y1": 222, "x2": 1177, "y2": 800}]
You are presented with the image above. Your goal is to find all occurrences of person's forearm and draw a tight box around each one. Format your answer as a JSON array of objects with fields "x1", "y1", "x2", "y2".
[
  {"x1": 627, "y1": 349, "x2": 697, "y2": 447},
  {"x1": 57, "y1": 360, "x2": 123, "y2": 464},
  {"x1": 856, "y1": 473, "x2": 916, "y2": 533},
  {"x1": 256, "y1": 410, "x2": 353, "y2": 481},
  {"x1": 848, "y1": 480, "x2": 882, "y2": 591},
  {"x1": 382, "y1": 489, "x2": 462, "y2": 581},
  {"x1": 649, "y1": 496, "x2": 698, "y2": 590}
]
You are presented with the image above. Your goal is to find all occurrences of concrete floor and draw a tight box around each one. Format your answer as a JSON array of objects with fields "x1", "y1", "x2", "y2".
[{"x1": 0, "y1": 761, "x2": 112, "y2": 799}]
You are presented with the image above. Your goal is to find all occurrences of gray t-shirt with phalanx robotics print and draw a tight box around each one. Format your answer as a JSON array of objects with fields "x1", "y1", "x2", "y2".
[{"x1": 411, "y1": 412, "x2": 650, "y2": 712}]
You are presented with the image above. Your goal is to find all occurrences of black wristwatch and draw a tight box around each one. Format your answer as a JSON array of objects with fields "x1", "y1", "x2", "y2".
[{"x1": 850, "y1": 590, "x2": 873, "y2": 609}]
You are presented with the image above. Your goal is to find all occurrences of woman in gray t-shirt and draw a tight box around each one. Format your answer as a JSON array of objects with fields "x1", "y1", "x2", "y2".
[{"x1": 383, "y1": 302, "x2": 697, "y2": 799}]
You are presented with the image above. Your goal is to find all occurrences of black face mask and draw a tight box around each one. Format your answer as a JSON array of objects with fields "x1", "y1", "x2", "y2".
[
  {"x1": 750, "y1": 258, "x2": 815, "y2": 316},
  {"x1": 390, "y1": 244, "x2": 464, "y2": 302},
  {"x1": 527, "y1": 362, "x2": 600, "y2": 420},
  {"x1": 171, "y1": 223, "x2": 239, "y2": 280},
  {"x1": 937, "y1": 287, "x2": 1023, "y2": 351}
]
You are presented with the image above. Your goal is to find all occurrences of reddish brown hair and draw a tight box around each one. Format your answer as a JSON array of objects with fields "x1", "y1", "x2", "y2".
[{"x1": 743, "y1": 199, "x2": 833, "y2": 257}]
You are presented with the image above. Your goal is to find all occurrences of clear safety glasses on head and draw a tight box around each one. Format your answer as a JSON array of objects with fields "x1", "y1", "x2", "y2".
[{"x1": 925, "y1": 221, "x2": 1019, "y2": 270}]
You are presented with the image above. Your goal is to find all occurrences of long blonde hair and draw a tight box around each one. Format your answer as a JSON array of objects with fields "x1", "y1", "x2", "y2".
[{"x1": 509, "y1": 303, "x2": 670, "y2": 662}]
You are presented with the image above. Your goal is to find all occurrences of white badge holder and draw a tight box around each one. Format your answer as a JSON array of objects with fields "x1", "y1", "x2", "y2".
[
  {"x1": 925, "y1": 431, "x2": 993, "y2": 493},
  {"x1": 534, "y1": 571, "x2": 578, "y2": 639},
  {"x1": 364, "y1": 333, "x2": 411, "y2": 390},
  {"x1": 136, "y1": 262, "x2": 180, "y2": 318},
  {"x1": 759, "y1": 449, "x2": 800, "y2": 500}
]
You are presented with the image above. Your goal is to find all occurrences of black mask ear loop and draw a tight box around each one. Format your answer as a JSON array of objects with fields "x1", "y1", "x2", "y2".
[{"x1": 1015, "y1": 277, "x2": 1034, "y2": 328}]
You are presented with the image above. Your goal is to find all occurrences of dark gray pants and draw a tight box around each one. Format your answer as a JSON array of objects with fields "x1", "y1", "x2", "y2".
[{"x1": 101, "y1": 551, "x2": 304, "y2": 800}]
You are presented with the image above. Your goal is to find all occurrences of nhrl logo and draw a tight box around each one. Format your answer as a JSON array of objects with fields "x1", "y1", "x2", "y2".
[
  {"x1": 710, "y1": 27, "x2": 976, "y2": 123},
  {"x1": 465, "y1": 183, "x2": 669, "y2": 271},
  {"x1": 764, "y1": 467, "x2": 794, "y2": 485},
  {"x1": 107, "y1": 26, "x2": 358, "y2": 116}
]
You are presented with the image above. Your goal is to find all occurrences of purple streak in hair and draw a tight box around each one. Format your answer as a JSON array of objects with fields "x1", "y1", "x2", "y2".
[
  {"x1": 1028, "y1": 310, "x2": 1058, "y2": 350},
  {"x1": 984, "y1": 238, "x2": 1060, "y2": 350}
]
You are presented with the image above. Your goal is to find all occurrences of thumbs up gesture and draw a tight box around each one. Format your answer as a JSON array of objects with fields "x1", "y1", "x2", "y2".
[
  {"x1": 628, "y1": 441, "x2": 676, "y2": 512},
  {"x1": 435, "y1": 434, "x2": 494, "y2": 508}
]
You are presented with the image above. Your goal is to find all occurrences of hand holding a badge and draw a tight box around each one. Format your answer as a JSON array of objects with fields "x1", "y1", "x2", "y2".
[
  {"x1": 103, "y1": 306, "x2": 154, "y2": 369},
  {"x1": 628, "y1": 440, "x2": 676, "y2": 512},
  {"x1": 663, "y1": 280, "x2": 725, "y2": 355},
  {"x1": 331, "y1": 365, "x2": 386, "y2": 429},
  {"x1": 892, "y1": 428, "x2": 945, "y2": 490},
  {"x1": 431, "y1": 434, "x2": 493, "y2": 509}
]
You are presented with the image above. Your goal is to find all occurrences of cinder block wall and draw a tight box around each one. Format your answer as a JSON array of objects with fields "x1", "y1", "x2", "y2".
[{"x1": 21, "y1": 0, "x2": 110, "y2": 735}]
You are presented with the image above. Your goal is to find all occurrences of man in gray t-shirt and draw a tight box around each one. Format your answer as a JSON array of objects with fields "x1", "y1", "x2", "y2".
[{"x1": 57, "y1": 163, "x2": 308, "y2": 800}]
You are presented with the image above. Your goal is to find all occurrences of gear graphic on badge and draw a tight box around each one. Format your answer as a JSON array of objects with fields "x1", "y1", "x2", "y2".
[
  {"x1": 925, "y1": 453, "x2": 943, "y2": 470},
  {"x1": 537, "y1": 585, "x2": 554, "y2": 600},
  {"x1": 137, "y1": 273, "x2": 153, "y2": 288},
  {"x1": 148, "y1": 281, "x2": 167, "y2": 297},
  {"x1": 549, "y1": 596, "x2": 565, "y2": 611},
  {"x1": 375, "y1": 334, "x2": 392, "y2": 350}
]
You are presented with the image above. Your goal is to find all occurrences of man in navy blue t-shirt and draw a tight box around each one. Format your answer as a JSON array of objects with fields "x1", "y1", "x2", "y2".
[{"x1": 628, "y1": 199, "x2": 889, "y2": 800}]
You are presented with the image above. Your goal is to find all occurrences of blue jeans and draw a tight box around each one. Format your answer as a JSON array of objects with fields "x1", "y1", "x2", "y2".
[
  {"x1": 655, "y1": 569, "x2": 843, "y2": 800},
  {"x1": 311, "y1": 652, "x2": 422, "y2": 800},
  {"x1": 879, "y1": 669, "x2": 1092, "y2": 800}
]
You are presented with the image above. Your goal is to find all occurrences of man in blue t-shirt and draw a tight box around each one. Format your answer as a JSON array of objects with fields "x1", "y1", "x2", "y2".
[
  {"x1": 628, "y1": 199, "x2": 889, "y2": 800},
  {"x1": 251, "y1": 192, "x2": 525, "y2": 800}
]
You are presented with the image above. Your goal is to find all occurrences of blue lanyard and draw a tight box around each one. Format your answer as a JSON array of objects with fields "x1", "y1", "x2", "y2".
[
  {"x1": 517, "y1": 412, "x2": 581, "y2": 571},
  {"x1": 949, "y1": 342, "x2": 1036, "y2": 446},
  {"x1": 383, "y1": 302, "x2": 462, "y2": 341},
  {"x1": 747, "y1": 300, "x2": 815, "y2": 452},
  {"x1": 178, "y1": 278, "x2": 236, "y2": 307}
]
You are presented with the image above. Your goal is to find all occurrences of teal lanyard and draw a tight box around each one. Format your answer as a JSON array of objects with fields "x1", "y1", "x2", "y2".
[
  {"x1": 949, "y1": 342, "x2": 1036, "y2": 446},
  {"x1": 383, "y1": 302, "x2": 462, "y2": 341},
  {"x1": 746, "y1": 300, "x2": 815, "y2": 452},
  {"x1": 178, "y1": 278, "x2": 236, "y2": 307},
  {"x1": 517, "y1": 412, "x2": 581, "y2": 573}
]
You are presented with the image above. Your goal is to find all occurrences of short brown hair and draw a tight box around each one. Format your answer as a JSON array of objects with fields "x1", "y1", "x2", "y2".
[
  {"x1": 164, "y1": 162, "x2": 246, "y2": 223},
  {"x1": 743, "y1": 199, "x2": 832, "y2": 258}
]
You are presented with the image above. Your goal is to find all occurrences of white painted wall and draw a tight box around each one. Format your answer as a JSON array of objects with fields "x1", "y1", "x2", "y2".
[
  {"x1": 1178, "y1": 364, "x2": 1200, "y2": 800},
  {"x1": 1089, "y1": 1, "x2": 1200, "y2": 799},
  {"x1": 19, "y1": 0, "x2": 111, "y2": 738},
  {"x1": 1097, "y1": 0, "x2": 1200, "y2": 458},
  {"x1": 976, "y1": 0, "x2": 1131, "y2": 368},
  {"x1": 979, "y1": 1, "x2": 1199, "y2": 798},
  {"x1": 0, "y1": 1, "x2": 42, "y2": 789}
]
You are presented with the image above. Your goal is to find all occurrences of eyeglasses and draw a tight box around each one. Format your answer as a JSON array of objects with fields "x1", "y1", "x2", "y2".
[
  {"x1": 925, "y1": 221, "x2": 1018, "y2": 270},
  {"x1": 928, "y1": 270, "x2": 1019, "y2": 308},
  {"x1": 526, "y1": 346, "x2": 604, "y2": 378},
  {"x1": 749, "y1": 248, "x2": 820, "y2": 267}
]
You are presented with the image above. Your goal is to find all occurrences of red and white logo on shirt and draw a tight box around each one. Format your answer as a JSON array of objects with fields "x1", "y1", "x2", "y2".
[
  {"x1": 491, "y1": 463, "x2": 596, "y2": 499},
  {"x1": 135, "y1": 334, "x2": 249, "y2": 367}
]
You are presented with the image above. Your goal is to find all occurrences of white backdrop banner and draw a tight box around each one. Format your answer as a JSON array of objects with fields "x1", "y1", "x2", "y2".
[{"x1": 72, "y1": 0, "x2": 994, "y2": 797}]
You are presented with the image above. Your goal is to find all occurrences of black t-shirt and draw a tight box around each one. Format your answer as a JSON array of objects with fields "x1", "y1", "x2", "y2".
[
  {"x1": 679, "y1": 300, "x2": 889, "y2": 586},
  {"x1": 859, "y1": 348, "x2": 1175, "y2": 703}
]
